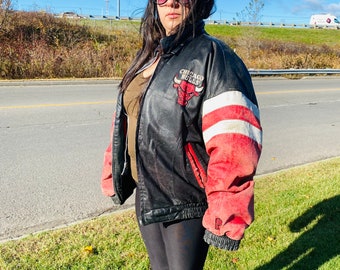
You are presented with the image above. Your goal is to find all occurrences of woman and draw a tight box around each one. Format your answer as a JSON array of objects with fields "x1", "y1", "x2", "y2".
[{"x1": 101, "y1": 0, "x2": 262, "y2": 269}]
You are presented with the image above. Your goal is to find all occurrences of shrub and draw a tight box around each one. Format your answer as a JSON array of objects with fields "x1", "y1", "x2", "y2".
[{"x1": 0, "y1": 11, "x2": 339, "y2": 80}]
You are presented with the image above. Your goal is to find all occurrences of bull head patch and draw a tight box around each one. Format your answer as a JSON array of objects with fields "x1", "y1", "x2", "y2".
[{"x1": 173, "y1": 69, "x2": 204, "y2": 106}]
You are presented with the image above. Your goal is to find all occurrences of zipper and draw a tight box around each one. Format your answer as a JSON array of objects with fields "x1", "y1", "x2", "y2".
[
  {"x1": 135, "y1": 56, "x2": 165, "y2": 179},
  {"x1": 185, "y1": 143, "x2": 207, "y2": 188},
  {"x1": 120, "y1": 56, "x2": 162, "y2": 178},
  {"x1": 121, "y1": 111, "x2": 129, "y2": 176}
]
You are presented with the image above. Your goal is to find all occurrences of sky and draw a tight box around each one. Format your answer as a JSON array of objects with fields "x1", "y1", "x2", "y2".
[{"x1": 12, "y1": 0, "x2": 340, "y2": 24}]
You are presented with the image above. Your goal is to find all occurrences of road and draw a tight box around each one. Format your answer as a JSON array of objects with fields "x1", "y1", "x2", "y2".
[{"x1": 1, "y1": 77, "x2": 340, "y2": 242}]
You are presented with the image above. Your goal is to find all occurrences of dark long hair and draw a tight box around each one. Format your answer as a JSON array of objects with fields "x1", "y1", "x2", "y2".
[{"x1": 119, "y1": 0, "x2": 215, "y2": 93}]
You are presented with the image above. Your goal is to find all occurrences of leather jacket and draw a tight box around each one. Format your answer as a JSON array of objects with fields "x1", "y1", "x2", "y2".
[{"x1": 101, "y1": 21, "x2": 262, "y2": 251}]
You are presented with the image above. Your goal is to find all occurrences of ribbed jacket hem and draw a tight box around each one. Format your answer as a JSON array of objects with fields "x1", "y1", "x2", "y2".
[{"x1": 203, "y1": 230, "x2": 240, "y2": 251}]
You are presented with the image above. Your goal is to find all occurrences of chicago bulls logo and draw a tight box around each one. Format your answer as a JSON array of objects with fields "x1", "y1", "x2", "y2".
[{"x1": 173, "y1": 69, "x2": 204, "y2": 106}]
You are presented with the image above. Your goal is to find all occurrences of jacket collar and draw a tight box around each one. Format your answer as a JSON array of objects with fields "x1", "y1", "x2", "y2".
[{"x1": 160, "y1": 20, "x2": 206, "y2": 56}]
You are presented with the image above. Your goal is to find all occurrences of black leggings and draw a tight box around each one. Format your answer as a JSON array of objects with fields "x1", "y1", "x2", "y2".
[{"x1": 135, "y1": 189, "x2": 209, "y2": 270}]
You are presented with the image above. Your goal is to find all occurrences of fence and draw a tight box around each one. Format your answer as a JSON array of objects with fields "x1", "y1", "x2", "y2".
[
  {"x1": 206, "y1": 20, "x2": 340, "y2": 29},
  {"x1": 249, "y1": 69, "x2": 340, "y2": 76}
]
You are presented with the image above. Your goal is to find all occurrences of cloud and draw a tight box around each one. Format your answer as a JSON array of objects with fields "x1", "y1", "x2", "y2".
[
  {"x1": 328, "y1": 3, "x2": 340, "y2": 13},
  {"x1": 292, "y1": 0, "x2": 340, "y2": 15}
]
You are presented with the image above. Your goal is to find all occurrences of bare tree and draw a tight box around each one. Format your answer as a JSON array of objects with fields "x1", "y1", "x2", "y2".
[
  {"x1": 236, "y1": 0, "x2": 265, "y2": 25},
  {"x1": 0, "y1": 0, "x2": 12, "y2": 31},
  {"x1": 235, "y1": 0, "x2": 265, "y2": 61}
]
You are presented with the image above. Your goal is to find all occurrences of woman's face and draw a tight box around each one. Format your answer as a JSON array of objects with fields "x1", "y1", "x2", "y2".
[{"x1": 156, "y1": 0, "x2": 190, "y2": 36}]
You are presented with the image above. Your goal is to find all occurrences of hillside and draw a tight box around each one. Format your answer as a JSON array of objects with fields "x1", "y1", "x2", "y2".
[{"x1": 0, "y1": 11, "x2": 339, "y2": 80}]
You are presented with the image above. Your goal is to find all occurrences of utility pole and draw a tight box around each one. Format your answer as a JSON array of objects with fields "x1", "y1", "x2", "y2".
[
  {"x1": 117, "y1": 0, "x2": 120, "y2": 19},
  {"x1": 105, "y1": 0, "x2": 109, "y2": 17}
]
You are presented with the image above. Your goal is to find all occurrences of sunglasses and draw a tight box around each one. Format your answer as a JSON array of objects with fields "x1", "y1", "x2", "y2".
[{"x1": 153, "y1": 0, "x2": 191, "y2": 5}]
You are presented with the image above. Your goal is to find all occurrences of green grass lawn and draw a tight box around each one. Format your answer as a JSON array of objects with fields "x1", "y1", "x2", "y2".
[
  {"x1": 205, "y1": 25, "x2": 340, "y2": 47},
  {"x1": 1, "y1": 158, "x2": 339, "y2": 269},
  {"x1": 81, "y1": 19, "x2": 340, "y2": 48},
  {"x1": 2, "y1": 14, "x2": 340, "y2": 79}
]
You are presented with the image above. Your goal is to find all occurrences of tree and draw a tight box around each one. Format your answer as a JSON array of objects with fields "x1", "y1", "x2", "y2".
[
  {"x1": 234, "y1": 0, "x2": 265, "y2": 62},
  {"x1": 0, "y1": 0, "x2": 12, "y2": 31},
  {"x1": 236, "y1": 0, "x2": 265, "y2": 25}
]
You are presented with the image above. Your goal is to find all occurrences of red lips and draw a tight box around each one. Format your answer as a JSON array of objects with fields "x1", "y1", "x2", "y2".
[{"x1": 166, "y1": 12, "x2": 180, "y2": 19}]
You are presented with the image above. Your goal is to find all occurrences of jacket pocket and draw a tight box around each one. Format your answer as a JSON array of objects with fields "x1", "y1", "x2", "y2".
[{"x1": 185, "y1": 143, "x2": 207, "y2": 188}]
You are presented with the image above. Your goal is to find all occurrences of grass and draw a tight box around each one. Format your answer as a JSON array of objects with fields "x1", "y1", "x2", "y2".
[
  {"x1": 0, "y1": 12, "x2": 340, "y2": 79},
  {"x1": 0, "y1": 158, "x2": 339, "y2": 269},
  {"x1": 205, "y1": 24, "x2": 340, "y2": 47},
  {"x1": 74, "y1": 20, "x2": 340, "y2": 48}
]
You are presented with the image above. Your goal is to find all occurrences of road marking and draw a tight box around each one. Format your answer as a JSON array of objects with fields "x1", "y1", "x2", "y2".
[
  {"x1": 0, "y1": 100, "x2": 115, "y2": 110},
  {"x1": 1, "y1": 88, "x2": 340, "y2": 109},
  {"x1": 257, "y1": 88, "x2": 340, "y2": 95}
]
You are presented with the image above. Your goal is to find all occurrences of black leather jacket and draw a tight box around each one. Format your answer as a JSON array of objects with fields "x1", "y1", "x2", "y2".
[{"x1": 103, "y1": 21, "x2": 262, "y2": 251}]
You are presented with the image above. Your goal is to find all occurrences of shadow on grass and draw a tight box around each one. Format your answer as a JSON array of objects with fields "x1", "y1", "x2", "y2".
[{"x1": 256, "y1": 195, "x2": 340, "y2": 270}]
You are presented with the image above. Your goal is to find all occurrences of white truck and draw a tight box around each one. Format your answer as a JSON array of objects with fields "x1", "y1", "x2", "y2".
[{"x1": 310, "y1": 14, "x2": 340, "y2": 29}]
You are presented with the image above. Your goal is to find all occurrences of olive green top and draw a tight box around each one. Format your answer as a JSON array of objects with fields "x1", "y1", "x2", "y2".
[{"x1": 123, "y1": 73, "x2": 150, "y2": 181}]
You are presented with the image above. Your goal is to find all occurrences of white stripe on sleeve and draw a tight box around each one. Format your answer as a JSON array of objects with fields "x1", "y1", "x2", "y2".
[
  {"x1": 203, "y1": 119, "x2": 263, "y2": 145},
  {"x1": 203, "y1": 91, "x2": 260, "y2": 119}
]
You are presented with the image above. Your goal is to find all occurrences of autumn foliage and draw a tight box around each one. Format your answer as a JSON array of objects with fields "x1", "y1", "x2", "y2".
[
  {"x1": 0, "y1": 11, "x2": 339, "y2": 80},
  {"x1": 0, "y1": 11, "x2": 140, "y2": 79}
]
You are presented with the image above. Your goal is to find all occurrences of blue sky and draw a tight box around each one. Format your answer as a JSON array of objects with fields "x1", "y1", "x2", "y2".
[{"x1": 13, "y1": 0, "x2": 340, "y2": 24}]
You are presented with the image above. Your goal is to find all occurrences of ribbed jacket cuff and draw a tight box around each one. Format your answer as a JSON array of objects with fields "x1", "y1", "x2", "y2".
[
  {"x1": 203, "y1": 230, "x2": 240, "y2": 251},
  {"x1": 111, "y1": 195, "x2": 120, "y2": 205}
]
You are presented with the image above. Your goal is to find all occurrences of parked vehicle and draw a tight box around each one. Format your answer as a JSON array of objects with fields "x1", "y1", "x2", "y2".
[{"x1": 310, "y1": 14, "x2": 340, "y2": 29}]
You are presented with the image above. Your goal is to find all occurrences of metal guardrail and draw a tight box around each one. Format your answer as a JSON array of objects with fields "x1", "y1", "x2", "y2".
[
  {"x1": 249, "y1": 69, "x2": 340, "y2": 76},
  {"x1": 206, "y1": 20, "x2": 340, "y2": 29}
]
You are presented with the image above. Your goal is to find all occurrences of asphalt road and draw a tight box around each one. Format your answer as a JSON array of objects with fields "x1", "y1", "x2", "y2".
[{"x1": 1, "y1": 77, "x2": 340, "y2": 242}]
